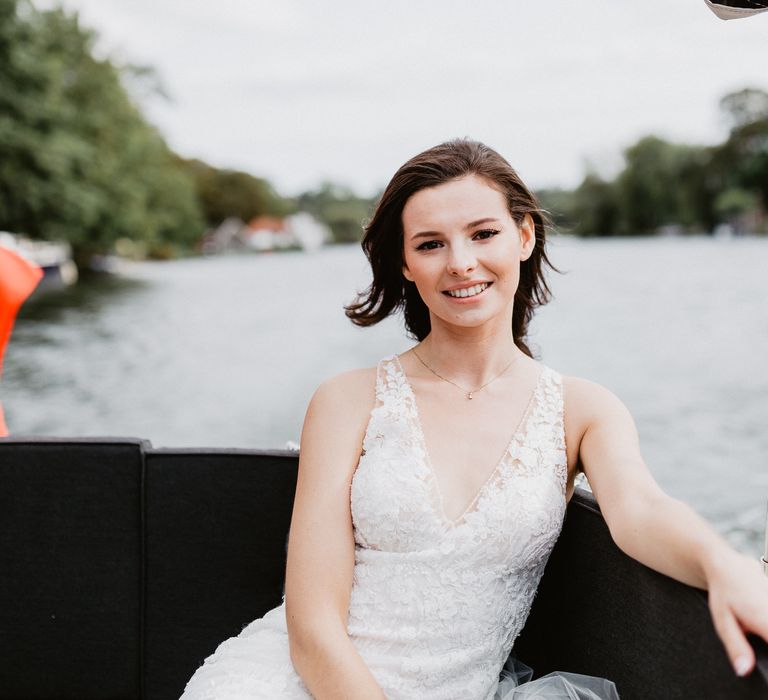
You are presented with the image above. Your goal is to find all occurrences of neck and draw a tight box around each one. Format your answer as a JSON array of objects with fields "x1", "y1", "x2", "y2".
[{"x1": 415, "y1": 323, "x2": 524, "y2": 388}]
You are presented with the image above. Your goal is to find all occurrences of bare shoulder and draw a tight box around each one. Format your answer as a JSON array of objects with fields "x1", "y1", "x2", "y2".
[
  {"x1": 563, "y1": 377, "x2": 633, "y2": 434},
  {"x1": 300, "y1": 366, "x2": 377, "y2": 475},
  {"x1": 310, "y1": 366, "x2": 377, "y2": 418},
  {"x1": 562, "y1": 374, "x2": 631, "y2": 416}
]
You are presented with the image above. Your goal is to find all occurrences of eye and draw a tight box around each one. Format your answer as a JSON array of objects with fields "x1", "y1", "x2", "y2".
[
  {"x1": 416, "y1": 240, "x2": 442, "y2": 251},
  {"x1": 474, "y1": 228, "x2": 500, "y2": 241}
]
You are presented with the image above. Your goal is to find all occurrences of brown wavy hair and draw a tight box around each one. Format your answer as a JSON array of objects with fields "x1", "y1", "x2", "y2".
[{"x1": 345, "y1": 139, "x2": 557, "y2": 357}]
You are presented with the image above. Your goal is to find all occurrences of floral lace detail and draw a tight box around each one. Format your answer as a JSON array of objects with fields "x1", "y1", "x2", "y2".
[
  {"x1": 348, "y1": 355, "x2": 568, "y2": 699},
  {"x1": 182, "y1": 355, "x2": 568, "y2": 700}
]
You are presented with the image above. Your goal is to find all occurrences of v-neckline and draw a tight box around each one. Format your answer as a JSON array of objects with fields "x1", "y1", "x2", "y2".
[{"x1": 392, "y1": 354, "x2": 545, "y2": 528}]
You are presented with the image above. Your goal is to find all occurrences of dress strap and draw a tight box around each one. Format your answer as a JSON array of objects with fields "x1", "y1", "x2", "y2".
[
  {"x1": 360, "y1": 355, "x2": 407, "y2": 457},
  {"x1": 374, "y1": 354, "x2": 397, "y2": 407},
  {"x1": 534, "y1": 367, "x2": 567, "y2": 488}
]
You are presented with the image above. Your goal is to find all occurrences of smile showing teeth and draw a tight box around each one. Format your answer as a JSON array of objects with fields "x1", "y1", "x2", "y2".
[{"x1": 444, "y1": 282, "x2": 490, "y2": 298}]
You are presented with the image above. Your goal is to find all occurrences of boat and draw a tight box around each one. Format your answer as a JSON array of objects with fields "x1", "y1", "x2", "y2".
[
  {"x1": 705, "y1": 0, "x2": 768, "y2": 19},
  {"x1": 0, "y1": 436, "x2": 766, "y2": 699},
  {"x1": 0, "y1": 231, "x2": 78, "y2": 291}
]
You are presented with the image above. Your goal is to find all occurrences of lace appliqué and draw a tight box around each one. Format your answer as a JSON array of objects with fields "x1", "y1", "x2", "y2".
[{"x1": 347, "y1": 355, "x2": 568, "y2": 699}]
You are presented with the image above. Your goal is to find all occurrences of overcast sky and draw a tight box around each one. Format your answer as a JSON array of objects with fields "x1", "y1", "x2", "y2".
[{"x1": 40, "y1": 1, "x2": 768, "y2": 196}]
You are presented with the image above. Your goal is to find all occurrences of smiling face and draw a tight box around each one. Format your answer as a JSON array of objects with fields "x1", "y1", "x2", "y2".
[{"x1": 401, "y1": 174, "x2": 535, "y2": 334}]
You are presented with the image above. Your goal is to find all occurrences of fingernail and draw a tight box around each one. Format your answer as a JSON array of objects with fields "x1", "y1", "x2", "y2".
[{"x1": 734, "y1": 656, "x2": 751, "y2": 677}]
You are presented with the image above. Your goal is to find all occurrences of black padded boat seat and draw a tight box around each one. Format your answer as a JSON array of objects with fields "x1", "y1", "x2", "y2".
[
  {"x1": 0, "y1": 438, "x2": 147, "y2": 699},
  {"x1": 144, "y1": 448, "x2": 297, "y2": 700},
  {"x1": 0, "y1": 437, "x2": 766, "y2": 700}
]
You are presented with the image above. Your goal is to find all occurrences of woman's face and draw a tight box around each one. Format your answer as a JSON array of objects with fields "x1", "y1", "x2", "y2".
[{"x1": 401, "y1": 174, "x2": 535, "y2": 333}]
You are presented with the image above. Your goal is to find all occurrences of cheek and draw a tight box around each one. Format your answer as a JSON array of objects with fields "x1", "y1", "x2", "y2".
[
  {"x1": 403, "y1": 252, "x2": 435, "y2": 282},
  {"x1": 491, "y1": 247, "x2": 521, "y2": 277}
]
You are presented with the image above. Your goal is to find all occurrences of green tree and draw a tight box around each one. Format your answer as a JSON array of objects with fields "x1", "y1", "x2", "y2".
[
  {"x1": 0, "y1": 0, "x2": 204, "y2": 260},
  {"x1": 720, "y1": 87, "x2": 768, "y2": 131},
  {"x1": 674, "y1": 146, "x2": 719, "y2": 232},
  {"x1": 178, "y1": 158, "x2": 292, "y2": 227},
  {"x1": 712, "y1": 88, "x2": 768, "y2": 220},
  {"x1": 570, "y1": 174, "x2": 620, "y2": 236},
  {"x1": 296, "y1": 182, "x2": 375, "y2": 243},
  {"x1": 614, "y1": 136, "x2": 710, "y2": 235},
  {"x1": 616, "y1": 136, "x2": 676, "y2": 234},
  {"x1": 534, "y1": 187, "x2": 577, "y2": 233},
  {"x1": 525, "y1": 88, "x2": 768, "y2": 237},
  {"x1": 714, "y1": 188, "x2": 758, "y2": 231}
]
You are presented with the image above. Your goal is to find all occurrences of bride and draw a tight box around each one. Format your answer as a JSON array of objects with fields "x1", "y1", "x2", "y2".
[{"x1": 181, "y1": 139, "x2": 768, "y2": 699}]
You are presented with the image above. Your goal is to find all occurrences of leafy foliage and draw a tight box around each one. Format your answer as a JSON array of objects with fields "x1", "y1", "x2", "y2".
[
  {"x1": 558, "y1": 88, "x2": 768, "y2": 236},
  {"x1": 571, "y1": 175, "x2": 620, "y2": 238},
  {"x1": 177, "y1": 158, "x2": 293, "y2": 227},
  {"x1": 720, "y1": 88, "x2": 768, "y2": 131},
  {"x1": 295, "y1": 182, "x2": 376, "y2": 243},
  {"x1": 0, "y1": 0, "x2": 204, "y2": 260}
]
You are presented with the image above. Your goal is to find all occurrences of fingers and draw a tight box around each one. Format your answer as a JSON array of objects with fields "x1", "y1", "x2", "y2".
[{"x1": 711, "y1": 600, "x2": 755, "y2": 677}]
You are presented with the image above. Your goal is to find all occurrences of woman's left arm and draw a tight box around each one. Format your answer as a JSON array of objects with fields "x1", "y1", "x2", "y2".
[{"x1": 567, "y1": 377, "x2": 768, "y2": 678}]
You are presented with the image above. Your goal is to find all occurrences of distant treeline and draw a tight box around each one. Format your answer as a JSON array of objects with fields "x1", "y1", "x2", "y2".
[
  {"x1": 1, "y1": 1, "x2": 765, "y2": 265},
  {"x1": 537, "y1": 88, "x2": 768, "y2": 236}
]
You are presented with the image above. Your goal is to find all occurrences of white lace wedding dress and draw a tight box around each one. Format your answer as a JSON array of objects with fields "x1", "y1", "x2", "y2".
[{"x1": 181, "y1": 355, "x2": 619, "y2": 699}]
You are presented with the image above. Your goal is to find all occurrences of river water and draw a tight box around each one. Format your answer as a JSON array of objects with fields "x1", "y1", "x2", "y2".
[{"x1": 4, "y1": 236, "x2": 768, "y2": 555}]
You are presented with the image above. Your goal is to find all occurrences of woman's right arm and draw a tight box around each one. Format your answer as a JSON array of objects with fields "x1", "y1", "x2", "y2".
[{"x1": 284, "y1": 369, "x2": 386, "y2": 699}]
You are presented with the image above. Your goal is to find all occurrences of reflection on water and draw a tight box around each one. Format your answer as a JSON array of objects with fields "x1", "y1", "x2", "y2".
[
  {"x1": 4, "y1": 238, "x2": 768, "y2": 555},
  {"x1": 20, "y1": 271, "x2": 149, "y2": 321}
]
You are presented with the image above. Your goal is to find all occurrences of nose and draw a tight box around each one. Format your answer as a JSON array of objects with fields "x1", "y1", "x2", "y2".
[{"x1": 446, "y1": 242, "x2": 477, "y2": 276}]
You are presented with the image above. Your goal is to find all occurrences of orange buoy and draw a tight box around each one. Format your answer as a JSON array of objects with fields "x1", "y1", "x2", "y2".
[{"x1": 0, "y1": 246, "x2": 44, "y2": 436}]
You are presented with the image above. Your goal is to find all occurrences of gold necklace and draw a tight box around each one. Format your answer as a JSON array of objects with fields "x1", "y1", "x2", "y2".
[{"x1": 411, "y1": 348, "x2": 518, "y2": 400}]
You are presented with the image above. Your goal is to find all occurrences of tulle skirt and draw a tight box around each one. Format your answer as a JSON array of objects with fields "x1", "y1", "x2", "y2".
[
  {"x1": 181, "y1": 606, "x2": 619, "y2": 699},
  {"x1": 495, "y1": 656, "x2": 620, "y2": 699}
]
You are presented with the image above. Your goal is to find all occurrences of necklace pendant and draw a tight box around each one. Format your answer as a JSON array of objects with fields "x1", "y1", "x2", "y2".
[{"x1": 467, "y1": 392, "x2": 473, "y2": 400}]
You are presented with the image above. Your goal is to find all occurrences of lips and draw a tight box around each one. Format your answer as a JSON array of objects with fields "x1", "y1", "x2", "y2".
[{"x1": 443, "y1": 282, "x2": 491, "y2": 298}]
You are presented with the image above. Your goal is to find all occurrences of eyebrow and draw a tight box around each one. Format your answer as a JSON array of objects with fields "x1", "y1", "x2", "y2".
[{"x1": 410, "y1": 217, "x2": 501, "y2": 240}]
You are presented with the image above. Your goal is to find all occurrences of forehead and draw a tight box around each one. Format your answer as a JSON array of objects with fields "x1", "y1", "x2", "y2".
[{"x1": 402, "y1": 174, "x2": 509, "y2": 233}]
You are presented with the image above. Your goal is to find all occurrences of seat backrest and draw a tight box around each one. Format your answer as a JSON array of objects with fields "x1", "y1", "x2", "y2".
[
  {"x1": 143, "y1": 448, "x2": 297, "y2": 700},
  {"x1": 0, "y1": 437, "x2": 147, "y2": 700},
  {"x1": 515, "y1": 489, "x2": 768, "y2": 700}
]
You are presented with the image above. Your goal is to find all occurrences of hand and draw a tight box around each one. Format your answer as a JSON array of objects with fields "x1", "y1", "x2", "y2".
[{"x1": 706, "y1": 551, "x2": 768, "y2": 676}]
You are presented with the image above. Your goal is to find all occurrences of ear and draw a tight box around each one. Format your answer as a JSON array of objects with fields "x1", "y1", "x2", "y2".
[
  {"x1": 519, "y1": 214, "x2": 536, "y2": 261},
  {"x1": 402, "y1": 265, "x2": 414, "y2": 282}
]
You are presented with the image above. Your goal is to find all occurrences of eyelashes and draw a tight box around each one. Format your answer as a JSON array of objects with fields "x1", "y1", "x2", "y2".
[
  {"x1": 415, "y1": 229, "x2": 501, "y2": 251},
  {"x1": 474, "y1": 228, "x2": 500, "y2": 241}
]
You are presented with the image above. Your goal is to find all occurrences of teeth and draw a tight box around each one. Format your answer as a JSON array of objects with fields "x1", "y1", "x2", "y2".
[{"x1": 446, "y1": 283, "x2": 489, "y2": 298}]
